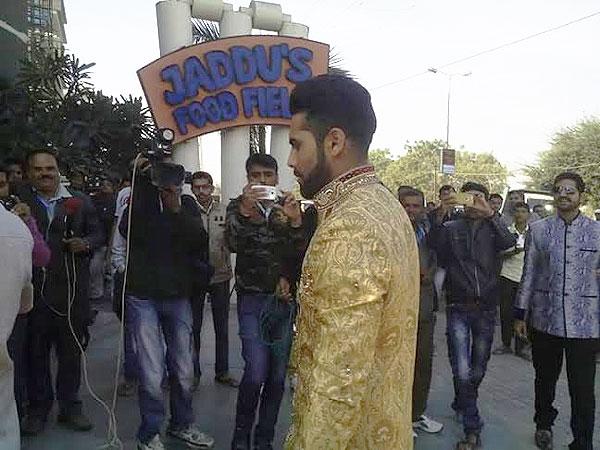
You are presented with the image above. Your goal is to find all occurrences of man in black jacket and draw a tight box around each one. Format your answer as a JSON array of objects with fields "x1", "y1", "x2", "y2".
[
  {"x1": 17, "y1": 150, "x2": 104, "y2": 436},
  {"x1": 120, "y1": 158, "x2": 214, "y2": 450},
  {"x1": 431, "y1": 181, "x2": 516, "y2": 450}
]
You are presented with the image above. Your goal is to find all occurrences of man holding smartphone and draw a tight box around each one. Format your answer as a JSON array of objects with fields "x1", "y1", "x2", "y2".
[
  {"x1": 431, "y1": 182, "x2": 515, "y2": 450},
  {"x1": 226, "y1": 154, "x2": 306, "y2": 450}
]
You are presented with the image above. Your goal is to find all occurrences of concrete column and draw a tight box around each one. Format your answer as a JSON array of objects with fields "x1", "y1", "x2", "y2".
[
  {"x1": 156, "y1": 0, "x2": 201, "y2": 172},
  {"x1": 219, "y1": 10, "x2": 252, "y2": 203},
  {"x1": 271, "y1": 22, "x2": 309, "y2": 192}
]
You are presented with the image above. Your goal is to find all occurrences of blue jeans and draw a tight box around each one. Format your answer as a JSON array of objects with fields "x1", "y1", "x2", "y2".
[
  {"x1": 446, "y1": 303, "x2": 496, "y2": 435},
  {"x1": 234, "y1": 294, "x2": 292, "y2": 444},
  {"x1": 126, "y1": 296, "x2": 194, "y2": 443}
]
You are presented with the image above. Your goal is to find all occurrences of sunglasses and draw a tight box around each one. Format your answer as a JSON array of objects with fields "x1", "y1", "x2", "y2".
[{"x1": 553, "y1": 186, "x2": 578, "y2": 195}]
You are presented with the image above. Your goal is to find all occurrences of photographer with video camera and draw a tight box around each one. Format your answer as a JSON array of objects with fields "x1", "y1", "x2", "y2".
[
  {"x1": 14, "y1": 150, "x2": 104, "y2": 437},
  {"x1": 227, "y1": 154, "x2": 305, "y2": 450},
  {"x1": 119, "y1": 139, "x2": 214, "y2": 449}
]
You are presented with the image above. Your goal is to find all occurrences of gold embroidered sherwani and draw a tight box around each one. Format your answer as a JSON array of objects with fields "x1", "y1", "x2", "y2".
[{"x1": 286, "y1": 166, "x2": 419, "y2": 450}]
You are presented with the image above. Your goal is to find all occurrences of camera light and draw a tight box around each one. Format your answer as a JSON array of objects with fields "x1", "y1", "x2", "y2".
[{"x1": 160, "y1": 128, "x2": 175, "y2": 142}]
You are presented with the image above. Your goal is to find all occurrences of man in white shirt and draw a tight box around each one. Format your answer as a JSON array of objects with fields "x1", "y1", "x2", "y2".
[
  {"x1": 0, "y1": 204, "x2": 34, "y2": 450},
  {"x1": 110, "y1": 186, "x2": 137, "y2": 396},
  {"x1": 493, "y1": 201, "x2": 530, "y2": 358}
]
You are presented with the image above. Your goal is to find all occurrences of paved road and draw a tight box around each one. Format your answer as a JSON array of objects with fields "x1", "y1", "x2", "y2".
[{"x1": 23, "y1": 301, "x2": 600, "y2": 450}]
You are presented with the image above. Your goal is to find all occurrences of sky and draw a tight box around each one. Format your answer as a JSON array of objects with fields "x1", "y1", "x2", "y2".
[{"x1": 63, "y1": 0, "x2": 600, "y2": 186}]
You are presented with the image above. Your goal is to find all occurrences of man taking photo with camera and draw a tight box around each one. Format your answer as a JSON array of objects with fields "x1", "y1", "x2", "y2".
[
  {"x1": 120, "y1": 157, "x2": 213, "y2": 450},
  {"x1": 226, "y1": 154, "x2": 305, "y2": 450}
]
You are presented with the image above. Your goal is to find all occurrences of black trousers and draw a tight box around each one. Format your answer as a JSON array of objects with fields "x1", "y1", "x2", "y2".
[
  {"x1": 532, "y1": 329, "x2": 597, "y2": 450},
  {"x1": 498, "y1": 276, "x2": 529, "y2": 353},
  {"x1": 27, "y1": 305, "x2": 85, "y2": 419},
  {"x1": 191, "y1": 280, "x2": 231, "y2": 377},
  {"x1": 7, "y1": 314, "x2": 28, "y2": 419}
]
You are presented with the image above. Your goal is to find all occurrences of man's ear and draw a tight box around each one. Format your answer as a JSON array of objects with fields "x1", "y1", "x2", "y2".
[{"x1": 323, "y1": 127, "x2": 348, "y2": 158}]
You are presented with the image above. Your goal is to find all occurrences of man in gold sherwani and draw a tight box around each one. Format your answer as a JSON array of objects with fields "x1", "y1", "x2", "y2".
[{"x1": 285, "y1": 75, "x2": 420, "y2": 450}]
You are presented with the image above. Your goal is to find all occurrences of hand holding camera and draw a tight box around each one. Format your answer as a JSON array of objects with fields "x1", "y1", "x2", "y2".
[
  {"x1": 279, "y1": 192, "x2": 302, "y2": 227},
  {"x1": 470, "y1": 195, "x2": 495, "y2": 219},
  {"x1": 240, "y1": 183, "x2": 262, "y2": 220}
]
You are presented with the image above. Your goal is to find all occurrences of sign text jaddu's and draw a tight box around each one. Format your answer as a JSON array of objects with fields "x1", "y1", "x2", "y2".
[{"x1": 138, "y1": 36, "x2": 330, "y2": 145}]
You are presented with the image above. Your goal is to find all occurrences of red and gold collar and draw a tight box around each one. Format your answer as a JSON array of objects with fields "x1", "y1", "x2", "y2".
[{"x1": 313, "y1": 165, "x2": 379, "y2": 213}]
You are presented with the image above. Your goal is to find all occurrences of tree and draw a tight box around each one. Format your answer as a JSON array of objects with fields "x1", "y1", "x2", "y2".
[
  {"x1": 0, "y1": 49, "x2": 154, "y2": 179},
  {"x1": 376, "y1": 140, "x2": 508, "y2": 201},
  {"x1": 525, "y1": 118, "x2": 600, "y2": 207}
]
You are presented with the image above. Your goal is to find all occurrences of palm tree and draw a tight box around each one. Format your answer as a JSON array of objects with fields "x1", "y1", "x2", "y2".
[{"x1": 191, "y1": 19, "x2": 351, "y2": 154}]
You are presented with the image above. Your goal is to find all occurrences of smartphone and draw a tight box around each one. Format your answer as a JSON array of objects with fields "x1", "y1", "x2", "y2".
[
  {"x1": 252, "y1": 185, "x2": 279, "y2": 201},
  {"x1": 456, "y1": 192, "x2": 475, "y2": 207}
]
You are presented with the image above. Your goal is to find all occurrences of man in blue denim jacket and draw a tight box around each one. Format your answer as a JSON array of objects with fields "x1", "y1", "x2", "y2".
[{"x1": 514, "y1": 172, "x2": 600, "y2": 450}]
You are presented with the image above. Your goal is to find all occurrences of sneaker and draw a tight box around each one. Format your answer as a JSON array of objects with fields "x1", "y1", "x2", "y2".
[
  {"x1": 167, "y1": 424, "x2": 214, "y2": 448},
  {"x1": 535, "y1": 429, "x2": 553, "y2": 449},
  {"x1": 215, "y1": 373, "x2": 240, "y2": 388},
  {"x1": 138, "y1": 434, "x2": 165, "y2": 450},
  {"x1": 21, "y1": 415, "x2": 46, "y2": 436},
  {"x1": 456, "y1": 433, "x2": 481, "y2": 450},
  {"x1": 57, "y1": 411, "x2": 93, "y2": 431},
  {"x1": 492, "y1": 345, "x2": 513, "y2": 355},
  {"x1": 516, "y1": 350, "x2": 533, "y2": 361},
  {"x1": 413, "y1": 414, "x2": 443, "y2": 433},
  {"x1": 117, "y1": 380, "x2": 136, "y2": 397}
]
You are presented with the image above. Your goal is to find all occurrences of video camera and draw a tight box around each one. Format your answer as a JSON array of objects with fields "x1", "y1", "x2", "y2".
[
  {"x1": 144, "y1": 128, "x2": 175, "y2": 162},
  {"x1": 142, "y1": 128, "x2": 186, "y2": 188}
]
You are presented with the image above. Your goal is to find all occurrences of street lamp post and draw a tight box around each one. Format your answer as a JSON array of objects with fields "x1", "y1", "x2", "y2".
[{"x1": 428, "y1": 68, "x2": 471, "y2": 149}]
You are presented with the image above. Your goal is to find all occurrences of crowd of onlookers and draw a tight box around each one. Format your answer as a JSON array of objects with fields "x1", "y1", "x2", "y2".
[
  {"x1": 399, "y1": 175, "x2": 599, "y2": 450},
  {"x1": 1, "y1": 147, "x2": 599, "y2": 450}
]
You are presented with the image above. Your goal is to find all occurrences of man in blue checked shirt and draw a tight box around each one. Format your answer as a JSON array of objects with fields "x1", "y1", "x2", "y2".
[{"x1": 515, "y1": 172, "x2": 600, "y2": 450}]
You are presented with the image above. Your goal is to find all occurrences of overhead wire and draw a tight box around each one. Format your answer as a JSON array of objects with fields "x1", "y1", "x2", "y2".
[{"x1": 374, "y1": 9, "x2": 600, "y2": 91}]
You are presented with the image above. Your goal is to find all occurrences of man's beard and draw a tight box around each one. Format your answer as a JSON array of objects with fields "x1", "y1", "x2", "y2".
[{"x1": 298, "y1": 147, "x2": 332, "y2": 200}]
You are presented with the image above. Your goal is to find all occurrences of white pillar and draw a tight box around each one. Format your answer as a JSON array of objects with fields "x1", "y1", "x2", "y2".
[
  {"x1": 156, "y1": 1, "x2": 201, "y2": 173},
  {"x1": 271, "y1": 22, "x2": 309, "y2": 192},
  {"x1": 219, "y1": 10, "x2": 252, "y2": 203}
]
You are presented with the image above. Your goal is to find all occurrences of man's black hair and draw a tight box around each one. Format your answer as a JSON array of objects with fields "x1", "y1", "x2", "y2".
[
  {"x1": 3, "y1": 157, "x2": 23, "y2": 168},
  {"x1": 489, "y1": 193, "x2": 503, "y2": 202},
  {"x1": 397, "y1": 185, "x2": 414, "y2": 198},
  {"x1": 289, "y1": 74, "x2": 377, "y2": 155},
  {"x1": 191, "y1": 171, "x2": 214, "y2": 185},
  {"x1": 25, "y1": 148, "x2": 59, "y2": 168},
  {"x1": 513, "y1": 201, "x2": 530, "y2": 212},
  {"x1": 398, "y1": 187, "x2": 425, "y2": 206},
  {"x1": 439, "y1": 184, "x2": 455, "y2": 196},
  {"x1": 461, "y1": 181, "x2": 490, "y2": 200},
  {"x1": 553, "y1": 171, "x2": 586, "y2": 193},
  {"x1": 245, "y1": 153, "x2": 278, "y2": 174},
  {"x1": 0, "y1": 164, "x2": 7, "y2": 176}
]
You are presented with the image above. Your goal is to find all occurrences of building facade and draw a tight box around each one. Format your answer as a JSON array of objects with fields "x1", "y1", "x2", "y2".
[{"x1": 0, "y1": 0, "x2": 67, "y2": 85}]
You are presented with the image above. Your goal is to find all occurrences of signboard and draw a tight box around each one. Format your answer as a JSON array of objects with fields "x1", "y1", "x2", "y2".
[
  {"x1": 441, "y1": 147, "x2": 456, "y2": 175},
  {"x1": 138, "y1": 36, "x2": 330, "y2": 145}
]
